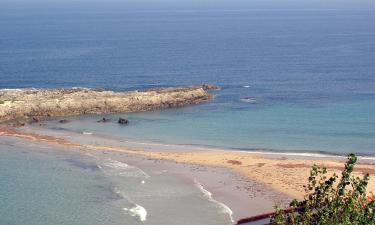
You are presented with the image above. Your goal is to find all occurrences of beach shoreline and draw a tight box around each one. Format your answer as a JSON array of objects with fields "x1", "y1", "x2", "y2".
[
  {"x1": 0, "y1": 126, "x2": 288, "y2": 222},
  {"x1": 2, "y1": 5, "x2": 375, "y2": 224},
  {"x1": 1, "y1": 124, "x2": 374, "y2": 211}
]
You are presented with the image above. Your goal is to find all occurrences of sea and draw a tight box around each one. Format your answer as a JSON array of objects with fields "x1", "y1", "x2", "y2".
[{"x1": 0, "y1": 4, "x2": 375, "y2": 225}]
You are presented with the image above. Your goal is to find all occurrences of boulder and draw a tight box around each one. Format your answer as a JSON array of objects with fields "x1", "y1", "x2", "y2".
[
  {"x1": 118, "y1": 117, "x2": 129, "y2": 125},
  {"x1": 97, "y1": 117, "x2": 111, "y2": 123},
  {"x1": 59, "y1": 119, "x2": 70, "y2": 124}
]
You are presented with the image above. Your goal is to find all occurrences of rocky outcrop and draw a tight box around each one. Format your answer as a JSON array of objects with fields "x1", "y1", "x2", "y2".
[
  {"x1": 97, "y1": 117, "x2": 111, "y2": 123},
  {"x1": 118, "y1": 117, "x2": 129, "y2": 125},
  {"x1": 0, "y1": 85, "x2": 218, "y2": 124}
]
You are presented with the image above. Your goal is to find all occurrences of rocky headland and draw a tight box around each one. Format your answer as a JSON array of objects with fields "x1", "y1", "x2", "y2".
[{"x1": 0, "y1": 85, "x2": 218, "y2": 124}]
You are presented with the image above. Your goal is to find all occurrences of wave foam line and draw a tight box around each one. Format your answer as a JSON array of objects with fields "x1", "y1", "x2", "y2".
[
  {"x1": 230, "y1": 150, "x2": 375, "y2": 161},
  {"x1": 194, "y1": 179, "x2": 234, "y2": 224},
  {"x1": 105, "y1": 159, "x2": 150, "y2": 179},
  {"x1": 68, "y1": 129, "x2": 375, "y2": 161},
  {"x1": 123, "y1": 204, "x2": 148, "y2": 222},
  {"x1": 113, "y1": 188, "x2": 148, "y2": 222}
]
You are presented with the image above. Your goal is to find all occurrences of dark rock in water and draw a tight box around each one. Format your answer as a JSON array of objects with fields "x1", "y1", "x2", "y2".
[
  {"x1": 202, "y1": 84, "x2": 220, "y2": 91},
  {"x1": 32, "y1": 117, "x2": 40, "y2": 123},
  {"x1": 59, "y1": 119, "x2": 70, "y2": 124},
  {"x1": 118, "y1": 117, "x2": 129, "y2": 125},
  {"x1": 97, "y1": 117, "x2": 111, "y2": 123}
]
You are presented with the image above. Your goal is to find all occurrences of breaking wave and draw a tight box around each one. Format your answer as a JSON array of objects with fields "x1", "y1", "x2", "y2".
[
  {"x1": 113, "y1": 188, "x2": 148, "y2": 222},
  {"x1": 123, "y1": 204, "x2": 148, "y2": 222},
  {"x1": 240, "y1": 97, "x2": 257, "y2": 103},
  {"x1": 104, "y1": 159, "x2": 150, "y2": 178},
  {"x1": 194, "y1": 179, "x2": 234, "y2": 224}
]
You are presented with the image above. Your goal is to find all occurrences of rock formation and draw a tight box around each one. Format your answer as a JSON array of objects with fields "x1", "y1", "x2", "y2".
[
  {"x1": 118, "y1": 117, "x2": 129, "y2": 125},
  {"x1": 97, "y1": 117, "x2": 111, "y2": 123},
  {"x1": 0, "y1": 85, "x2": 218, "y2": 124}
]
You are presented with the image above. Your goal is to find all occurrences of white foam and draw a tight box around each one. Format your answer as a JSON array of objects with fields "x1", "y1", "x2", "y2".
[
  {"x1": 359, "y1": 156, "x2": 375, "y2": 161},
  {"x1": 114, "y1": 188, "x2": 147, "y2": 222},
  {"x1": 82, "y1": 131, "x2": 93, "y2": 135},
  {"x1": 71, "y1": 87, "x2": 91, "y2": 90},
  {"x1": 84, "y1": 152, "x2": 101, "y2": 160},
  {"x1": 123, "y1": 204, "x2": 148, "y2": 222},
  {"x1": 0, "y1": 88, "x2": 31, "y2": 92},
  {"x1": 118, "y1": 137, "x2": 375, "y2": 161},
  {"x1": 240, "y1": 97, "x2": 257, "y2": 103},
  {"x1": 104, "y1": 159, "x2": 150, "y2": 178},
  {"x1": 243, "y1": 85, "x2": 250, "y2": 88},
  {"x1": 194, "y1": 179, "x2": 234, "y2": 224},
  {"x1": 105, "y1": 159, "x2": 130, "y2": 169},
  {"x1": 229, "y1": 149, "x2": 375, "y2": 161}
]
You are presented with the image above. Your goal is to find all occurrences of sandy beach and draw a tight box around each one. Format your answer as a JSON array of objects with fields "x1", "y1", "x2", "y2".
[
  {"x1": 0, "y1": 126, "x2": 287, "y2": 221},
  {"x1": 2, "y1": 3, "x2": 375, "y2": 224},
  {"x1": 1, "y1": 125, "x2": 374, "y2": 220}
]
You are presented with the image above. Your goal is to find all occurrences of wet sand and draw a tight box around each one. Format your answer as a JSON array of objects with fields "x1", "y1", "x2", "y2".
[
  {"x1": 1, "y1": 125, "x2": 375, "y2": 219},
  {"x1": 111, "y1": 151, "x2": 289, "y2": 220}
]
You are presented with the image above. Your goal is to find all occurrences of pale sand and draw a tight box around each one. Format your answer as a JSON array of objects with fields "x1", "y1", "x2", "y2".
[
  {"x1": 111, "y1": 151, "x2": 289, "y2": 220},
  {"x1": 1, "y1": 126, "x2": 374, "y2": 200}
]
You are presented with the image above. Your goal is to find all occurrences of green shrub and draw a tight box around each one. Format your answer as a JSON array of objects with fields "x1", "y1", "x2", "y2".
[
  {"x1": 271, "y1": 154, "x2": 375, "y2": 225},
  {"x1": 0, "y1": 100, "x2": 4, "y2": 104}
]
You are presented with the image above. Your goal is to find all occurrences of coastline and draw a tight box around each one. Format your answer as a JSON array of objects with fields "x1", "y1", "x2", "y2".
[
  {"x1": 1, "y1": 124, "x2": 374, "y2": 203},
  {"x1": 0, "y1": 85, "x2": 218, "y2": 124},
  {"x1": 0, "y1": 126, "x2": 286, "y2": 222},
  {"x1": 0, "y1": 135, "x2": 238, "y2": 224},
  {"x1": 2, "y1": 6, "x2": 375, "y2": 224}
]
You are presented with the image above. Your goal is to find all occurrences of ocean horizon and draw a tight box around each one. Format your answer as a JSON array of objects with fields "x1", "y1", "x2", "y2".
[
  {"x1": 1, "y1": 8, "x2": 374, "y2": 155},
  {"x1": 1, "y1": 4, "x2": 375, "y2": 225}
]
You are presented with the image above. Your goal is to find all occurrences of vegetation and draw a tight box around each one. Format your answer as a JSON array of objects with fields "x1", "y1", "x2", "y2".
[
  {"x1": 0, "y1": 100, "x2": 4, "y2": 104},
  {"x1": 271, "y1": 154, "x2": 375, "y2": 225}
]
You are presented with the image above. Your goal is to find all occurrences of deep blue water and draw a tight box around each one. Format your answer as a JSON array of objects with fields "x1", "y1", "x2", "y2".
[{"x1": 1, "y1": 9, "x2": 375, "y2": 155}]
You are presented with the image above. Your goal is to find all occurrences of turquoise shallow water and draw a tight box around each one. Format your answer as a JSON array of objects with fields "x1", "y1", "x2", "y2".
[
  {"x1": 1, "y1": 4, "x2": 375, "y2": 225},
  {"x1": 1, "y1": 8, "x2": 375, "y2": 155},
  {"x1": 0, "y1": 138, "x2": 127, "y2": 225},
  {"x1": 45, "y1": 99, "x2": 375, "y2": 155},
  {"x1": 0, "y1": 137, "x2": 232, "y2": 225}
]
